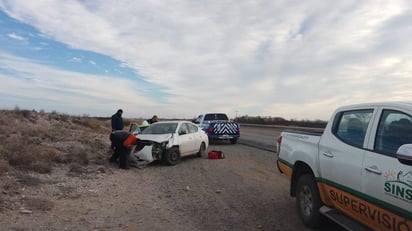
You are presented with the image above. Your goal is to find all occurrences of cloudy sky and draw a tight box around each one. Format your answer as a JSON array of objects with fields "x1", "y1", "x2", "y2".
[{"x1": 0, "y1": 1, "x2": 411, "y2": 120}]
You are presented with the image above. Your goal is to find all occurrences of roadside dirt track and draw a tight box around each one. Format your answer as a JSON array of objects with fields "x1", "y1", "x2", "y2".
[{"x1": 0, "y1": 126, "x2": 341, "y2": 231}]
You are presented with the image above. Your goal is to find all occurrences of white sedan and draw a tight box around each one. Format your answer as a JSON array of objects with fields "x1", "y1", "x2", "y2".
[{"x1": 129, "y1": 121, "x2": 209, "y2": 166}]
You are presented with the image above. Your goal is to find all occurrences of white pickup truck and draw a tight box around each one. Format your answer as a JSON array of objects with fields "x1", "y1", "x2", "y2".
[{"x1": 276, "y1": 102, "x2": 412, "y2": 231}]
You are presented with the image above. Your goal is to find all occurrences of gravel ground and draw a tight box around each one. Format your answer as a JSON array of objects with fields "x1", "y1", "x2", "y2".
[{"x1": 0, "y1": 141, "x2": 340, "y2": 231}]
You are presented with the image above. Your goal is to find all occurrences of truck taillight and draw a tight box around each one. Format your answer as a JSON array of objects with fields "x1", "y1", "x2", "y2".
[
  {"x1": 277, "y1": 135, "x2": 282, "y2": 144},
  {"x1": 208, "y1": 127, "x2": 213, "y2": 132}
]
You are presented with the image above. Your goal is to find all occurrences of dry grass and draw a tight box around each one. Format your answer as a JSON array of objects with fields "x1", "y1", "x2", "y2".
[
  {"x1": 23, "y1": 197, "x2": 54, "y2": 211},
  {"x1": 0, "y1": 108, "x2": 118, "y2": 175},
  {"x1": 0, "y1": 109, "x2": 144, "y2": 215}
]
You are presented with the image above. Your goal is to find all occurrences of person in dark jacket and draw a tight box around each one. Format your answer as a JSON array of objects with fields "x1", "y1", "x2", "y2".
[
  {"x1": 146, "y1": 115, "x2": 158, "y2": 124},
  {"x1": 111, "y1": 109, "x2": 124, "y2": 131},
  {"x1": 109, "y1": 131, "x2": 138, "y2": 169}
]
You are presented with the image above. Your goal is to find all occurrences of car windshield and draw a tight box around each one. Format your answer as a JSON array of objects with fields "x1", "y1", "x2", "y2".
[{"x1": 141, "y1": 123, "x2": 178, "y2": 134}]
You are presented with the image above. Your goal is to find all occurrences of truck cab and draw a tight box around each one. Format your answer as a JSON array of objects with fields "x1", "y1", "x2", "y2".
[{"x1": 277, "y1": 102, "x2": 412, "y2": 230}]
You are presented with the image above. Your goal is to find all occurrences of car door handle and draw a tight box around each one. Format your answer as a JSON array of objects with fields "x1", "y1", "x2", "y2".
[
  {"x1": 365, "y1": 166, "x2": 382, "y2": 175},
  {"x1": 322, "y1": 152, "x2": 334, "y2": 158}
]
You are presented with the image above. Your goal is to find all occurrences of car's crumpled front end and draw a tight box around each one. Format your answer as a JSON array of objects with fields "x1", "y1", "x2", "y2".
[{"x1": 128, "y1": 137, "x2": 171, "y2": 167}]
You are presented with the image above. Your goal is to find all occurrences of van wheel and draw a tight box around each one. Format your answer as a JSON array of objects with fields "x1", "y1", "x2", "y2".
[
  {"x1": 296, "y1": 174, "x2": 324, "y2": 228},
  {"x1": 197, "y1": 142, "x2": 206, "y2": 157},
  {"x1": 165, "y1": 147, "x2": 180, "y2": 165}
]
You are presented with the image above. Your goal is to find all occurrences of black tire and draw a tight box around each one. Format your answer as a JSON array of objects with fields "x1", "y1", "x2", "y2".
[
  {"x1": 296, "y1": 174, "x2": 324, "y2": 228},
  {"x1": 197, "y1": 142, "x2": 206, "y2": 157},
  {"x1": 230, "y1": 138, "x2": 237, "y2": 144},
  {"x1": 165, "y1": 147, "x2": 180, "y2": 165}
]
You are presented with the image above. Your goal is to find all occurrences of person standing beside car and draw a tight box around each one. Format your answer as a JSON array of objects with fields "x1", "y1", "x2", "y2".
[
  {"x1": 111, "y1": 109, "x2": 124, "y2": 131},
  {"x1": 110, "y1": 109, "x2": 125, "y2": 156}
]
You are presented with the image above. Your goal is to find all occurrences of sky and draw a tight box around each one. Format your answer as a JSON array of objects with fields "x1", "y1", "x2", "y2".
[{"x1": 0, "y1": 0, "x2": 411, "y2": 120}]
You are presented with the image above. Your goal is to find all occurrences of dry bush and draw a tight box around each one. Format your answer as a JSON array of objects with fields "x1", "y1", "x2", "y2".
[
  {"x1": 0, "y1": 109, "x2": 116, "y2": 173},
  {"x1": 0, "y1": 159, "x2": 10, "y2": 175},
  {"x1": 3, "y1": 135, "x2": 53, "y2": 173},
  {"x1": 1, "y1": 177, "x2": 19, "y2": 194},
  {"x1": 72, "y1": 117, "x2": 103, "y2": 130},
  {"x1": 0, "y1": 197, "x2": 5, "y2": 213},
  {"x1": 16, "y1": 174, "x2": 43, "y2": 187},
  {"x1": 23, "y1": 197, "x2": 54, "y2": 211}
]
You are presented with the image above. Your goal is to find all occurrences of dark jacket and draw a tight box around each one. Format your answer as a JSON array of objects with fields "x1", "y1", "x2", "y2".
[
  {"x1": 111, "y1": 113, "x2": 124, "y2": 131},
  {"x1": 110, "y1": 131, "x2": 132, "y2": 146},
  {"x1": 146, "y1": 118, "x2": 157, "y2": 124}
]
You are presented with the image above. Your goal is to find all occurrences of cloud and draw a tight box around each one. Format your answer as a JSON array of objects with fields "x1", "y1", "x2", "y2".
[
  {"x1": 0, "y1": 53, "x2": 157, "y2": 116},
  {"x1": 69, "y1": 57, "x2": 82, "y2": 63},
  {"x1": 7, "y1": 33, "x2": 25, "y2": 40},
  {"x1": 1, "y1": 0, "x2": 412, "y2": 120}
]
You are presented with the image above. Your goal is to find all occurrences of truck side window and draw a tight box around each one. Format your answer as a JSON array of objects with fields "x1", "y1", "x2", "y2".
[
  {"x1": 334, "y1": 110, "x2": 373, "y2": 147},
  {"x1": 374, "y1": 110, "x2": 412, "y2": 155}
]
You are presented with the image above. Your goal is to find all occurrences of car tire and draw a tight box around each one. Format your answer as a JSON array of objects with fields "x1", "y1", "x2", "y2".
[
  {"x1": 296, "y1": 174, "x2": 324, "y2": 228},
  {"x1": 230, "y1": 138, "x2": 237, "y2": 144},
  {"x1": 197, "y1": 142, "x2": 206, "y2": 157},
  {"x1": 165, "y1": 147, "x2": 180, "y2": 165}
]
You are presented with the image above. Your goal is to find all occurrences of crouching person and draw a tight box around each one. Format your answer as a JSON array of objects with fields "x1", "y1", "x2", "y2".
[{"x1": 109, "y1": 131, "x2": 138, "y2": 169}]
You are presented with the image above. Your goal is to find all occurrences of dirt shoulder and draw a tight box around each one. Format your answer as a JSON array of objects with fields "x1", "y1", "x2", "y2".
[{"x1": 1, "y1": 142, "x2": 316, "y2": 231}]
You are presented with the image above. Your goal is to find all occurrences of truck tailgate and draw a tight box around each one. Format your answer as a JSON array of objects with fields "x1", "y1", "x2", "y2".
[{"x1": 277, "y1": 131, "x2": 322, "y2": 176}]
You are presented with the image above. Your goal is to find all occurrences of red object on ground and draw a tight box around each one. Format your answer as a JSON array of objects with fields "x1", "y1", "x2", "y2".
[
  {"x1": 208, "y1": 150, "x2": 224, "y2": 159},
  {"x1": 208, "y1": 151, "x2": 219, "y2": 159}
]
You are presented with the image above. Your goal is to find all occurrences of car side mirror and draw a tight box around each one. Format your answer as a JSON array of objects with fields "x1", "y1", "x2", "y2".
[
  {"x1": 396, "y1": 144, "x2": 412, "y2": 165},
  {"x1": 179, "y1": 130, "x2": 187, "y2": 135}
]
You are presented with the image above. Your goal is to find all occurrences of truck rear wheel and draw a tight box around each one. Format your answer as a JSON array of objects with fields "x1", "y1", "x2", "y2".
[
  {"x1": 230, "y1": 138, "x2": 237, "y2": 144},
  {"x1": 296, "y1": 174, "x2": 324, "y2": 228}
]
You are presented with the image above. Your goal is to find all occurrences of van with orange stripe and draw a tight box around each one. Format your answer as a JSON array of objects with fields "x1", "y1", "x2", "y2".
[{"x1": 276, "y1": 102, "x2": 412, "y2": 230}]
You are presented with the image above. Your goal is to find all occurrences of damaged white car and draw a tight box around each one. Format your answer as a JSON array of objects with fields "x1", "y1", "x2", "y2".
[{"x1": 128, "y1": 121, "x2": 209, "y2": 166}]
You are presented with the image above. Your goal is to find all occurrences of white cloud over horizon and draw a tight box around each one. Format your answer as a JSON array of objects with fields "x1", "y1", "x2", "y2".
[{"x1": 1, "y1": 0, "x2": 412, "y2": 120}]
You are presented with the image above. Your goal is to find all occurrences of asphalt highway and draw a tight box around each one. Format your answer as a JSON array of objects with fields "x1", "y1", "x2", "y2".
[{"x1": 237, "y1": 124, "x2": 282, "y2": 152}]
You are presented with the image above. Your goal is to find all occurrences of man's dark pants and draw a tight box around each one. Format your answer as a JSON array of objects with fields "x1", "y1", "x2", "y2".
[{"x1": 109, "y1": 131, "x2": 132, "y2": 168}]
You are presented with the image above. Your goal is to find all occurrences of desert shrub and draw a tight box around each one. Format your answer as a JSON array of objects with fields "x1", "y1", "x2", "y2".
[
  {"x1": 27, "y1": 162, "x2": 52, "y2": 173},
  {"x1": 7, "y1": 149, "x2": 36, "y2": 166},
  {"x1": 16, "y1": 175, "x2": 43, "y2": 187},
  {"x1": 43, "y1": 148, "x2": 59, "y2": 161},
  {"x1": 4, "y1": 141, "x2": 54, "y2": 173},
  {"x1": 0, "y1": 197, "x2": 5, "y2": 213},
  {"x1": 71, "y1": 149, "x2": 89, "y2": 165},
  {"x1": 0, "y1": 159, "x2": 10, "y2": 175},
  {"x1": 72, "y1": 117, "x2": 101, "y2": 130},
  {"x1": 2, "y1": 177, "x2": 18, "y2": 193},
  {"x1": 57, "y1": 113, "x2": 70, "y2": 122},
  {"x1": 1, "y1": 108, "x2": 116, "y2": 172},
  {"x1": 23, "y1": 197, "x2": 54, "y2": 211},
  {"x1": 13, "y1": 108, "x2": 32, "y2": 119}
]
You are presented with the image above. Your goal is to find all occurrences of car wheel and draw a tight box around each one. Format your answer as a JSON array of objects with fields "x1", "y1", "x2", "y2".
[
  {"x1": 230, "y1": 138, "x2": 237, "y2": 144},
  {"x1": 296, "y1": 174, "x2": 324, "y2": 228},
  {"x1": 165, "y1": 147, "x2": 180, "y2": 165},
  {"x1": 197, "y1": 142, "x2": 206, "y2": 157}
]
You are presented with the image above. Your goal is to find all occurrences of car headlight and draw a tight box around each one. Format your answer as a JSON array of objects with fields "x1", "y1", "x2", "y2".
[{"x1": 152, "y1": 141, "x2": 167, "y2": 160}]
